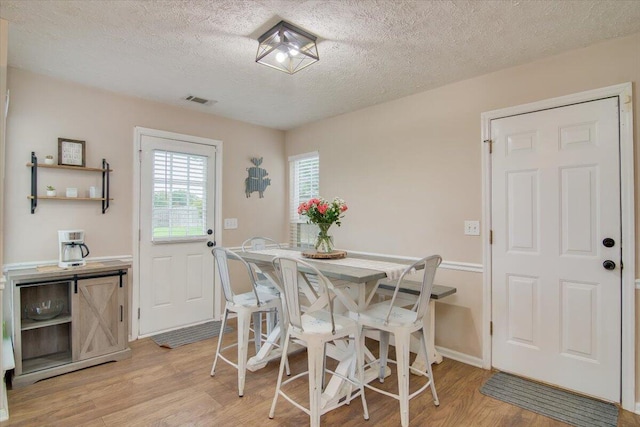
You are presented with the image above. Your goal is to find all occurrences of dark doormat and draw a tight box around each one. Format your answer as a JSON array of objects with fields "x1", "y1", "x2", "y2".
[
  {"x1": 480, "y1": 372, "x2": 618, "y2": 427},
  {"x1": 151, "y1": 321, "x2": 232, "y2": 349}
]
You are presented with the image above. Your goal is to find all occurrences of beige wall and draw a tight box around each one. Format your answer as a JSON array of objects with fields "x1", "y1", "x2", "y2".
[
  {"x1": 285, "y1": 32, "x2": 640, "y2": 391},
  {"x1": 4, "y1": 68, "x2": 287, "y2": 264}
]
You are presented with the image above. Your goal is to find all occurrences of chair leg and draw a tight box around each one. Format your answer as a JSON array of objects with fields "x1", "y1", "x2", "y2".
[
  {"x1": 276, "y1": 301, "x2": 291, "y2": 377},
  {"x1": 252, "y1": 312, "x2": 262, "y2": 353},
  {"x1": 379, "y1": 330, "x2": 390, "y2": 382},
  {"x1": 307, "y1": 338, "x2": 325, "y2": 427},
  {"x1": 211, "y1": 308, "x2": 229, "y2": 376},
  {"x1": 396, "y1": 331, "x2": 411, "y2": 427},
  {"x1": 269, "y1": 328, "x2": 291, "y2": 419},
  {"x1": 237, "y1": 310, "x2": 251, "y2": 397},
  {"x1": 421, "y1": 327, "x2": 440, "y2": 406},
  {"x1": 355, "y1": 329, "x2": 370, "y2": 420}
]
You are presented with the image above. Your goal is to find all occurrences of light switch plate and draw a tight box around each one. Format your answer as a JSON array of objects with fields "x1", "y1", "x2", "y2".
[
  {"x1": 224, "y1": 218, "x2": 238, "y2": 229},
  {"x1": 464, "y1": 220, "x2": 480, "y2": 236}
]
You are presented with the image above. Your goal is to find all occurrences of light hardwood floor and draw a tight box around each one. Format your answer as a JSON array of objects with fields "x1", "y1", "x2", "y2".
[{"x1": 2, "y1": 319, "x2": 639, "y2": 426}]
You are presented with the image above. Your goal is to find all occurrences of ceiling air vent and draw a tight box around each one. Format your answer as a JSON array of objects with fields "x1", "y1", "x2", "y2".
[{"x1": 184, "y1": 95, "x2": 216, "y2": 106}]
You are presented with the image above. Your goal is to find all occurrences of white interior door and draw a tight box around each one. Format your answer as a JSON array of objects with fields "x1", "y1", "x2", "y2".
[
  {"x1": 490, "y1": 97, "x2": 621, "y2": 402},
  {"x1": 139, "y1": 134, "x2": 218, "y2": 335}
]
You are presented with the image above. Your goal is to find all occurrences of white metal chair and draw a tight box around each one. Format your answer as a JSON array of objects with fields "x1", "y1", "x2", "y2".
[
  {"x1": 210, "y1": 247, "x2": 284, "y2": 397},
  {"x1": 269, "y1": 257, "x2": 369, "y2": 427},
  {"x1": 358, "y1": 255, "x2": 442, "y2": 427},
  {"x1": 241, "y1": 236, "x2": 282, "y2": 350}
]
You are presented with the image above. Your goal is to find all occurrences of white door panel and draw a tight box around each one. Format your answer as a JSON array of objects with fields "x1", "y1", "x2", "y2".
[
  {"x1": 139, "y1": 134, "x2": 217, "y2": 335},
  {"x1": 491, "y1": 97, "x2": 620, "y2": 402}
]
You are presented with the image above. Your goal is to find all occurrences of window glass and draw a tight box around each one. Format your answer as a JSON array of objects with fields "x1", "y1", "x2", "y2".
[
  {"x1": 152, "y1": 150, "x2": 208, "y2": 241},
  {"x1": 289, "y1": 153, "x2": 319, "y2": 247}
]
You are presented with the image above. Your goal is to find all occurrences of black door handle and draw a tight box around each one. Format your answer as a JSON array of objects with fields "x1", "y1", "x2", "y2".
[
  {"x1": 602, "y1": 238, "x2": 615, "y2": 248},
  {"x1": 603, "y1": 260, "x2": 616, "y2": 270},
  {"x1": 207, "y1": 229, "x2": 213, "y2": 235},
  {"x1": 207, "y1": 241, "x2": 215, "y2": 247}
]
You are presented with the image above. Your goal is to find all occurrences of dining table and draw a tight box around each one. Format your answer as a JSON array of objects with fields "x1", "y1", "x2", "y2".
[{"x1": 235, "y1": 247, "x2": 456, "y2": 408}]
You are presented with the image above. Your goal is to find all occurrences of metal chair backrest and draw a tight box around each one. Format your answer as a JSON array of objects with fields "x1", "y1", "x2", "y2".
[
  {"x1": 241, "y1": 237, "x2": 281, "y2": 251},
  {"x1": 272, "y1": 257, "x2": 336, "y2": 334},
  {"x1": 212, "y1": 247, "x2": 263, "y2": 306},
  {"x1": 384, "y1": 255, "x2": 442, "y2": 324}
]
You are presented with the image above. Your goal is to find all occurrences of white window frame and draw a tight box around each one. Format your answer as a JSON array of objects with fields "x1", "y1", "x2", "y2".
[{"x1": 289, "y1": 152, "x2": 319, "y2": 247}]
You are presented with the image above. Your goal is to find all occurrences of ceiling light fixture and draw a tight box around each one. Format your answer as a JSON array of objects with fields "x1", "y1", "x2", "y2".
[{"x1": 256, "y1": 20, "x2": 319, "y2": 74}]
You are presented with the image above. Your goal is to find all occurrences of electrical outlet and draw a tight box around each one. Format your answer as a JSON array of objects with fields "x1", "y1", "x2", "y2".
[
  {"x1": 464, "y1": 220, "x2": 480, "y2": 236},
  {"x1": 223, "y1": 218, "x2": 238, "y2": 229}
]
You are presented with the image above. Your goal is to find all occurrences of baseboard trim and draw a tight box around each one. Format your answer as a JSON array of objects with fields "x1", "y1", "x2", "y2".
[
  {"x1": 436, "y1": 346, "x2": 484, "y2": 368},
  {"x1": 635, "y1": 402, "x2": 640, "y2": 415},
  {"x1": 3, "y1": 255, "x2": 133, "y2": 272}
]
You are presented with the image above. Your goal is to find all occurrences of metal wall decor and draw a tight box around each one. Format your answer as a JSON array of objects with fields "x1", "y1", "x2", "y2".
[{"x1": 245, "y1": 157, "x2": 271, "y2": 198}]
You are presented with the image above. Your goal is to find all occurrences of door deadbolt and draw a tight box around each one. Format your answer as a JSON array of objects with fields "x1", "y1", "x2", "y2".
[{"x1": 602, "y1": 238, "x2": 615, "y2": 248}]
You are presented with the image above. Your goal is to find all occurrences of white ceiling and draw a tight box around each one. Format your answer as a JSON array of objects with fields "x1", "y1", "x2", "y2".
[{"x1": 1, "y1": 1, "x2": 639, "y2": 130}]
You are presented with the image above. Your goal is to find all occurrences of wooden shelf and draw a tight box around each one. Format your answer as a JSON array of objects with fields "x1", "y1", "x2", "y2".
[
  {"x1": 27, "y1": 196, "x2": 113, "y2": 201},
  {"x1": 28, "y1": 152, "x2": 112, "y2": 213},
  {"x1": 21, "y1": 314, "x2": 72, "y2": 331},
  {"x1": 26, "y1": 163, "x2": 112, "y2": 172}
]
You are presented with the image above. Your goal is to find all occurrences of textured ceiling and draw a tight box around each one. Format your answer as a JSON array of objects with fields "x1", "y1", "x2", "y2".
[{"x1": 1, "y1": 0, "x2": 640, "y2": 130}]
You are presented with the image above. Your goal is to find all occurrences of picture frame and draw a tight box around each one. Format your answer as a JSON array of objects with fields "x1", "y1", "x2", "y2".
[{"x1": 58, "y1": 138, "x2": 86, "y2": 167}]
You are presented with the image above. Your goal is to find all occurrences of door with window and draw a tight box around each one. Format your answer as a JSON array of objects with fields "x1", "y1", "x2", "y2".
[
  {"x1": 490, "y1": 97, "x2": 621, "y2": 402},
  {"x1": 139, "y1": 134, "x2": 218, "y2": 335}
]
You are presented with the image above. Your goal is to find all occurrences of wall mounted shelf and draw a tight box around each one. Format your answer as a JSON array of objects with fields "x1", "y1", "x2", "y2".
[{"x1": 27, "y1": 152, "x2": 112, "y2": 214}]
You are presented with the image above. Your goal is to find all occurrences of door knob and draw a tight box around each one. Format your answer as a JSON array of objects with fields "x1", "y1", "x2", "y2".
[
  {"x1": 603, "y1": 260, "x2": 616, "y2": 270},
  {"x1": 207, "y1": 229, "x2": 213, "y2": 235},
  {"x1": 602, "y1": 238, "x2": 615, "y2": 248},
  {"x1": 207, "y1": 241, "x2": 214, "y2": 247}
]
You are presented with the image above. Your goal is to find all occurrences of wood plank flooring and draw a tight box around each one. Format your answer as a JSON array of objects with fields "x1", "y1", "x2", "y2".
[{"x1": 2, "y1": 319, "x2": 639, "y2": 426}]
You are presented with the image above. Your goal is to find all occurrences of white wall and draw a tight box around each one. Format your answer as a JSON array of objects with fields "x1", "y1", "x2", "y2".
[
  {"x1": 3, "y1": 68, "x2": 287, "y2": 265},
  {"x1": 286, "y1": 33, "x2": 640, "y2": 371}
]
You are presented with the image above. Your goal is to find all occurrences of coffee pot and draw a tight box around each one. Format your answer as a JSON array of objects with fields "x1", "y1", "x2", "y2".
[{"x1": 58, "y1": 230, "x2": 90, "y2": 268}]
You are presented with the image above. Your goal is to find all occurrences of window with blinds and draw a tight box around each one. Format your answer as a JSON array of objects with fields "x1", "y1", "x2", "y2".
[
  {"x1": 152, "y1": 149, "x2": 208, "y2": 241},
  {"x1": 289, "y1": 152, "x2": 319, "y2": 247}
]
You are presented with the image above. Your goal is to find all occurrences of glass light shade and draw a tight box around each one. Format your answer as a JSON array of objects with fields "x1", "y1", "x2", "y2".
[{"x1": 256, "y1": 21, "x2": 319, "y2": 74}]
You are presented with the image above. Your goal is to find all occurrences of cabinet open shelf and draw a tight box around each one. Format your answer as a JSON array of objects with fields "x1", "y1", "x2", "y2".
[
  {"x1": 22, "y1": 350, "x2": 73, "y2": 374},
  {"x1": 21, "y1": 314, "x2": 72, "y2": 331},
  {"x1": 27, "y1": 152, "x2": 112, "y2": 213}
]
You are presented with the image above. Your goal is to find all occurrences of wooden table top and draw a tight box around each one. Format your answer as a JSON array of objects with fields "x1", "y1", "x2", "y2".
[{"x1": 235, "y1": 247, "x2": 422, "y2": 284}]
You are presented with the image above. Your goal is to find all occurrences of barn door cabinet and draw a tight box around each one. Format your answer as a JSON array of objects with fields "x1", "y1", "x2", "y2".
[{"x1": 6, "y1": 260, "x2": 131, "y2": 387}]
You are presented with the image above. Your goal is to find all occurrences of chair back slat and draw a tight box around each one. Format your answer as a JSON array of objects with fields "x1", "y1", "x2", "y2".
[
  {"x1": 273, "y1": 257, "x2": 336, "y2": 334},
  {"x1": 413, "y1": 255, "x2": 442, "y2": 322},
  {"x1": 213, "y1": 248, "x2": 234, "y2": 303},
  {"x1": 276, "y1": 258, "x2": 304, "y2": 330},
  {"x1": 242, "y1": 236, "x2": 281, "y2": 251},
  {"x1": 212, "y1": 247, "x2": 263, "y2": 305},
  {"x1": 384, "y1": 255, "x2": 442, "y2": 324}
]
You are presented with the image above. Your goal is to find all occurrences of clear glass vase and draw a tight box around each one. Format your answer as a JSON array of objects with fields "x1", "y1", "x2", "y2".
[{"x1": 315, "y1": 223, "x2": 334, "y2": 253}]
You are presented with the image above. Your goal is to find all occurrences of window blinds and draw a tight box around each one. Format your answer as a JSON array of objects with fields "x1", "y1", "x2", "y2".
[
  {"x1": 289, "y1": 153, "x2": 319, "y2": 247},
  {"x1": 152, "y1": 150, "x2": 208, "y2": 241}
]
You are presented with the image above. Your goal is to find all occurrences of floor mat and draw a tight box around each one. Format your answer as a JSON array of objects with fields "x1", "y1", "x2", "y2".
[
  {"x1": 151, "y1": 321, "x2": 232, "y2": 349},
  {"x1": 480, "y1": 372, "x2": 618, "y2": 427}
]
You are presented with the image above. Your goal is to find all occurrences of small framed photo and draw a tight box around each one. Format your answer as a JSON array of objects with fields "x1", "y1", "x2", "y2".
[{"x1": 58, "y1": 138, "x2": 86, "y2": 167}]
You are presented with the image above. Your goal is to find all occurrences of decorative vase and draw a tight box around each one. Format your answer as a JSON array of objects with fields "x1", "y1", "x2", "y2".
[
  {"x1": 46, "y1": 190, "x2": 56, "y2": 197},
  {"x1": 315, "y1": 223, "x2": 334, "y2": 253}
]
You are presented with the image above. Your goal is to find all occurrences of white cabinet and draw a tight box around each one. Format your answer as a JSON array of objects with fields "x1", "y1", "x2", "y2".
[{"x1": 7, "y1": 261, "x2": 131, "y2": 387}]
